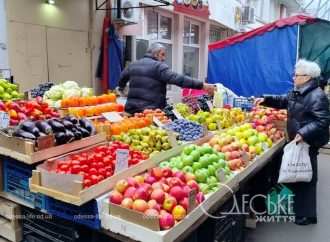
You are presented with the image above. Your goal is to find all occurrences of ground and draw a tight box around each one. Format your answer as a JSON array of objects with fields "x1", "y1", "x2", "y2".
[{"x1": 246, "y1": 153, "x2": 330, "y2": 242}]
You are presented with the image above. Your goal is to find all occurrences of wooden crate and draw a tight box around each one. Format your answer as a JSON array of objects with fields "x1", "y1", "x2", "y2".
[
  {"x1": 29, "y1": 142, "x2": 189, "y2": 206},
  {"x1": 0, "y1": 132, "x2": 106, "y2": 164},
  {"x1": 0, "y1": 198, "x2": 22, "y2": 242}
]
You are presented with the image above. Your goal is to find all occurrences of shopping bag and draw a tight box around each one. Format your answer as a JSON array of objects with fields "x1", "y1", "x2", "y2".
[
  {"x1": 277, "y1": 141, "x2": 313, "y2": 183},
  {"x1": 266, "y1": 184, "x2": 294, "y2": 215}
]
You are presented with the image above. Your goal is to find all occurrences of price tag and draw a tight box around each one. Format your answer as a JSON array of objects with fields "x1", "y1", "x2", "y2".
[
  {"x1": 153, "y1": 117, "x2": 164, "y2": 127},
  {"x1": 166, "y1": 130, "x2": 178, "y2": 147},
  {"x1": 37, "y1": 135, "x2": 55, "y2": 150},
  {"x1": 102, "y1": 112, "x2": 124, "y2": 123},
  {"x1": 115, "y1": 149, "x2": 129, "y2": 173},
  {"x1": 188, "y1": 189, "x2": 197, "y2": 213},
  {"x1": 0, "y1": 111, "x2": 9, "y2": 129},
  {"x1": 217, "y1": 169, "x2": 226, "y2": 183},
  {"x1": 172, "y1": 109, "x2": 183, "y2": 119},
  {"x1": 206, "y1": 101, "x2": 213, "y2": 111}
]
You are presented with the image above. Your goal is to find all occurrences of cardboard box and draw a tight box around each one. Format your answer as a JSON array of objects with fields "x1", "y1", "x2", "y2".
[{"x1": 0, "y1": 217, "x2": 22, "y2": 242}]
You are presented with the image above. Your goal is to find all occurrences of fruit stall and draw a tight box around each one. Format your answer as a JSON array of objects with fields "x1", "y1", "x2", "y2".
[{"x1": 0, "y1": 79, "x2": 288, "y2": 242}]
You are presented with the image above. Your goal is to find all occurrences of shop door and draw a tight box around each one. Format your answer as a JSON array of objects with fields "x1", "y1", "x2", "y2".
[
  {"x1": 8, "y1": 22, "x2": 48, "y2": 91},
  {"x1": 46, "y1": 28, "x2": 90, "y2": 87}
]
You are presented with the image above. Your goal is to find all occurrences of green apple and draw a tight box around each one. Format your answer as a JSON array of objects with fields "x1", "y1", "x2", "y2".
[
  {"x1": 176, "y1": 161, "x2": 184, "y2": 169},
  {"x1": 207, "y1": 176, "x2": 218, "y2": 185},
  {"x1": 183, "y1": 145, "x2": 195, "y2": 155},
  {"x1": 195, "y1": 168, "x2": 208, "y2": 183},
  {"x1": 217, "y1": 159, "x2": 226, "y2": 169},
  {"x1": 199, "y1": 155, "x2": 211, "y2": 168},
  {"x1": 208, "y1": 123, "x2": 217, "y2": 131},
  {"x1": 190, "y1": 150, "x2": 201, "y2": 162},
  {"x1": 159, "y1": 161, "x2": 170, "y2": 168},
  {"x1": 199, "y1": 144, "x2": 213, "y2": 155},
  {"x1": 209, "y1": 154, "x2": 218, "y2": 164},
  {"x1": 207, "y1": 164, "x2": 216, "y2": 176},
  {"x1": 172, "y1": 167, "x2": 179, "y2": 173},
  {"x1": 192, "y1": 162, "x2": 202, "y2": 171},
  {"x1": 199, "y1": 183, "x2": 209, "y2": 194},
  {"x1": 258, "y1": 133, "x2": 268, "y2": 142},
  {"x1": 217, "y1": 152, "x2": 225, "y2": 160},
  {"x1": 248, "y1": 136, "x2": 258, "y2": 145},
  {"x1": 182, "y1": 155, "x2": 194, "y2": 167},
  {"x1": 183, "y1": 166, "x2": 194, "y2": 174}
]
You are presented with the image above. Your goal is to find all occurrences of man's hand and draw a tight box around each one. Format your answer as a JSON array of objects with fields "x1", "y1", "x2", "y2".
[
  {"x1": 203, "y1": 83, "x2": 216, "y2": 96},
  {"x1": 294, "y1": 134, "x2": 303, "y2": 143},
  {"x1": 254, "y1": 98, "x2": 265, "y2": 106}
]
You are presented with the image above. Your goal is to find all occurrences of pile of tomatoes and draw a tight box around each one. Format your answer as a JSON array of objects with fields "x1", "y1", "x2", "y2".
[{"x1": 55, "y1": 141, "x2": 148, "y2": 188}]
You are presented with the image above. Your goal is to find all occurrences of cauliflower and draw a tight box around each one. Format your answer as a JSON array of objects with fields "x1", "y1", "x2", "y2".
[
  {"x1": 81, "y1": 87, "x2": 94, "y2": 97},
  {"x1": 62, "y1": 88, "x2": 81, "y2": 99},
  {"x1": 47, "y1": 85, "x2": 64, "y2": 100},
  {"x1": 62, "y1": 80, "x2": 79, "y2": 90}
]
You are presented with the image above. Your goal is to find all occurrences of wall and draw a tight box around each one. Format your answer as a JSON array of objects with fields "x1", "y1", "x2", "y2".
[
  {"x1": 6, "y1": 0, "x2": 92, "y2": 91},
  {"x1": 209, "y1": 0, "x2": 241, "y2": 31},
  {"x1": 0, "y1": 0, "x2": 9, "y2": 71}
]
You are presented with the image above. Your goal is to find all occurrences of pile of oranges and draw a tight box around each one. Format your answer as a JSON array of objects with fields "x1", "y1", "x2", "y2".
[
  {"x1": 94, "y1": 117, "x2": 152, "y2": 138},
  {"x1": 68, "y1": 103, "x2": 124, "y2": 117},
  {"x1": 61, "y1": 93, "x2": 116, "y2": 108},
  {"x1": 134, "y1": 109, "x2": 170, "y2": 124}
]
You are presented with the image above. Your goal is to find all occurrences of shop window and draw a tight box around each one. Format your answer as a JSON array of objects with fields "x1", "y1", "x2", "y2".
[
  {"x1": 160, "y1": 16, "x2": 172, "y2": 40},
  {"x1": 183, "y1": 19, "x2": 200, "y2": 79},
  {"x1": 147, "y1": 11, "x2": 158, "y2": 40},
  {"x1": 136, "y1": 39, "x2": 149, "y2": 60}
]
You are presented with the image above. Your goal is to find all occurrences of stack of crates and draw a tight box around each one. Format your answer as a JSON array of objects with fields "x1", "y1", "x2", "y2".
[{"x1": 2, "y1": 157, "x2": 46, "y2": 210}]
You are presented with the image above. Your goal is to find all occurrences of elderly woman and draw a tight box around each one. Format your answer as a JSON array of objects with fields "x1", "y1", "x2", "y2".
[{"x1": 255, "y1": 59, "x2": 330, "y2": 225}]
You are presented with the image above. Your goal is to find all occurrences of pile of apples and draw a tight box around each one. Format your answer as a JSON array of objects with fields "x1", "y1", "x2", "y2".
[
  {"x1": 134, "y1": 109, "x2": 171, "y2": 124},
  {"x1": 0, "y1": 98, "x2": 59, "y2": 126},
  {"x1": 158, "y1": 144, "x2": 233, "y2": 194},
  {"x1": 55, "y1": 141, "x2": 148, "y2": 188},
  {"x1": 109, "y1": 167, "x2": 205, "y2": 230}
]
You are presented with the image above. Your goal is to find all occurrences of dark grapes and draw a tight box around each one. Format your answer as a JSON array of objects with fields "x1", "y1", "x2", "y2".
[{"x1": 30, "y1": 82, "x2": 54, "y2": 98}]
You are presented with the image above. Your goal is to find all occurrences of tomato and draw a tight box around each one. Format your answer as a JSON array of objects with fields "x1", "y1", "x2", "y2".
[
  {"x1": 70, "y1": 154, "x2": 81, "y2": 160},
  {"x1": 81, "y1": 165, "x2": 89, "y2": 173},
  {"x1": 105, "y1": 171, "x2": 113, "y2": 177},
  {"x1": 90, "y1": 162, "x2": 98, "y2": 169},
  {"x1": 103, "y1": 156, "x2": 112, "y2": 166},
  {"x1": 59, "y1": 164, "x2": 69, "y2": 171},
  {"x1": 98, "y1": 175, "x2": 105, "y2": 182},
  {"x1": 78, "y1": 157, "x2": 88, "y2": 165},
  {"x1": 130, "y1": 158, "x2": 140, "y2": 166},
  {"x1": 80, "y1": 152, "x2": 88, "y2": 158},
  {"x1": 89, "y1": 168, "x2": 97, "y2": 175},
  {"x1": 71, "y1": 165, "x2": 81, "y2": 174},
  {"x1": 96, "y1": 162, "x2": 105, "y2": 169},
  {"x1": 98, "y1": 168, "x2": 106, "y2": 177},
  {"x1": 78, "y1": 171, "x2": 85, "y2": 177},
  {"x1": 71, "y1": 160, "x2": 80, "y2": 166},
  {"x1": 90, "y1": 175, "x2": 99, "y2": 185},
  {"x1": 94, "y1": 154, "x2": 103, "y2": 163},
  {"x1": 83, "y1": 179, "x2": 92, "y2": 188}
]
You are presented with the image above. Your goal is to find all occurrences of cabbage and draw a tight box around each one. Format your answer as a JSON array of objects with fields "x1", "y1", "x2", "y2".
[
  {"x1": 62, "y1": 80, "x2": 79, "y2": 90},
  {"x1": 47, "y1": 85, "x2": 64, "y2": 100},
  {"x1": 62, "y1": 88, "x2": 81, "y2": 99},
  {"x1": 81, "y1": 87, "x2": 93, "y2": 97}
]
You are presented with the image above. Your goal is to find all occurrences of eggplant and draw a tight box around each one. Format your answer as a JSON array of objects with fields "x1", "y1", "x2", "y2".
[
  {"x1": 14, "y1": 129, "x2": 36, "y2": 140},
  {"x1": 73, "y1": 130, "x2": 82, "y2": 140},
  {"x1": 65, "y1": 130, "x2": 75, "y2": 143},
  {"x1": 54, "y1": 132, "x2": 67, "y2": 145},
  {"x1": 20, "y1": 121, "x2": 36, "y2": 133},
  {"x1": 62, "y1": 120, "x2": 74, "y2": 130},
  {"x1": 36, "y1": 121, "x2": 52, "y2": 134},
  {"x1": 48, "y1": 120, "x2": 65, "y2": 132},
  {"x1": 31, "y1": 127, "x2": 41, "y2": 137},
  {"x1": 77, "y1": 127, "x2": 90, "y2": 138},
  {"x1": 64, "y1": 116, "x2": 78, "y2": 124},
  {"x1": 79, "y1": 118, "x2": 95, "y2": 134}
]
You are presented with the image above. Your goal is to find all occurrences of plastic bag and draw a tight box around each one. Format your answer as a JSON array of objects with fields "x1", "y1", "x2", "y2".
[{"x1": 278, "y1": 140, "x2": 313, "y2": 183}]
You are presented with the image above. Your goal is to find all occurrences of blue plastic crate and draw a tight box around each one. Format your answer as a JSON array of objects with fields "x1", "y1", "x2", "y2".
[
  {"x1": 2, "y1": 157, "x2": 46, "y2": 210},
  {"x1": 233, "y1": 97, "x2": 254, "y2": 111},
  {"x1": 45, "y1": 197, "x2": 100, "y2": 230}
]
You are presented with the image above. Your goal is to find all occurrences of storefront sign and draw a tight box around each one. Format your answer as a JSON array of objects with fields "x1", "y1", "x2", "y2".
[{"x1": 174, "y1": 0, "x2": 210, "y2": 19}]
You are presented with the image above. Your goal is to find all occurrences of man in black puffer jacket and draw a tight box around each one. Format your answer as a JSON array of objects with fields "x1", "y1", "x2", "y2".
[
  {"x1": 118, "y1": 43, "x2": 215, "y2": 114},
  {"x1": 255, "y1": 59, "x2": 330, "y2": 226}
]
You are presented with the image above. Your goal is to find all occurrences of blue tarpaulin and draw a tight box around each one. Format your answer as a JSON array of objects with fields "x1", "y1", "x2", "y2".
[
  {"x1": 108, "y1": 25, "x2": 124, "y2": 90},
  {"x1": 208, "y1": 25, "x2": 298, "y2": 97}
]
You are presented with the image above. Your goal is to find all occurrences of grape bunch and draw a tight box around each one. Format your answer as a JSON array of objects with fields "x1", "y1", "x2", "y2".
[
  {"x1": 175, "y1": 103, "x2": 191, "y2": 117},
  {"x1": 182, "y1": 96, "x2": 200, "y2": 114},
  {"x1": 30, "y1": 82, "x2": 54, "y2": 98},
  {"x1": 163, "y1": 105, "x2": 177, "y2": 121},
  {"x1": 198, "y1": 94, "x2": 213, "y2": 112}
]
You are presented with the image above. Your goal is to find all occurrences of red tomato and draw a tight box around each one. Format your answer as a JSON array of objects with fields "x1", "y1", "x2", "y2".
[
  {"x1": 81, "y1": 165, "x2": 89, "y2": 173},
  {"x1": 71, "y1": 160, "x2": 80, "y2": 166},
  {"x1": 103, "y1": 156, "x2": 112, "y2": 166},
  {"x1": 90, "y1": 162, "x2": 98, "y2": 169},
  {"x1": 71, "y1": 165, "x2": 81, "y2": 174},
  {"x1": 105, "y1": 171, "x2": 113, "y2": 177},
  {"x1": 83, "y1": 179, "x2": 92, "y2": 188},
  {"x1": 94, "y1": 154, "x2": 103, "y2": 163},
  {"x1": 59, "y1": 164, "x2": 69, "y2": 171},
  {"x1": 89, "y1": 168, "x2": 97, "y2": 175},
  {"x1": 96, "y1": 162, "x2": 105, "y2": 169},
  {"x1": 98, "y1": 168, "x2": 106, "y2": 177},
  {"x1": 80, "y1": 152, "x2": 88, "y2": 158},
  {"x1": 98, "y1": 175, "x2": 105, "y2": 182},
  {"x1": 90, "y1": 175, "x2": 99, "y2": 185},
  {"x1": 78, "y1": 171, "x2": 85, "y2": 177}
]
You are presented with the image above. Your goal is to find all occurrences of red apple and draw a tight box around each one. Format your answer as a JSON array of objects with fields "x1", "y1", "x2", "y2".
[
  {"x1": 187, "y1": 180, "x2": 199, "y2": 192},
  {"x1": 144, "y1": 175, "x2": 157, "y2": 184},
  {"x1": 150, "y1": 189, "x2": 165, "y2": 204},
  {"x1": 162, "y1": 183, "x2": 170, "y2": 192},
  {"x1": 179, "y1": 197, "x2": 189, "y2": 210},
  {"x1": 115, "y1": 179, "x2": 129, "y2": 193},
  {"x1": 109, "y1": 191, "x2": 123, "y2": 205},
  {"x1": 163, "y1": 196, "x2": 177, "y2": 212},
  {"x1": 148, "y1": 199, "x2": 161, "y2": 211},
  {"x1": 151, "y1": 167, "x2": 163, "y2": 180},
  {"x1": 134, "y1": 175, "x2": 144, "y2": 184},
  {"x1": 162, "y1": 167, "x2": 173, "y2": 178},
  {"x1": 172, "y1": 205, "x2": 186, "y2": 221},
  {"x1": 170, "y1": 186, "x2": 185, "y2": 202},
  {"x1": 133, "y1": 187, "x2": 149, "y2": 201},
  {"x1": 132, "y1": 199, "x2": 148, "y2": 213},
  {"x1": 196, "y1": 192, "x2": 205, "y2": 204},
  {"x1": 121, "y1": 198, "x2": 133, "y2": 209},
  {"x1": 144, "y1": 208, "x2": 159, "y2": 217},
  {"x1": 159, "y1": 212, "x2": 175, "y2": 230},
  {"x1": 127, "y1": 177, "x2": 138, "y2": 187},
  {"x1": 185, "y1": 172, "x2": 196, "y2": 182},
  {"x1": 124, "y1": 186, "x2": 136, "y2": 198},
  {"x1": 182, "y1": 185, "x2": 191, "y2": 198},
  {"x1": 140, "y1": 183, "x2": 152, "y2": 195},
  {"x1": 152, "y1": 182, "x2": 164, "y2": 191},
  {"x1": 174, "y1": 171, "x2": 186, "y2": 183},
  {"x1": 167, "y1": 177, "x2": 184, "y2": 188}
]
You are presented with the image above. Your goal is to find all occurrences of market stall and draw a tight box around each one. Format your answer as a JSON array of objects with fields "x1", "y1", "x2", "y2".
[{"x1": 0, "y1": 76, "x2": 289, "y2": 242}]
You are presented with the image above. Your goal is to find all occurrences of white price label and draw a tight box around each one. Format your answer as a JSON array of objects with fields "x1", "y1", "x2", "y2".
[
  {"x1": 166, "y1": 130, "x2": 178, "y2": 147},
  {"x1": 217, "y1": 169, "x2": 226, "y2": 183},
  {"x1": 115, "y1": 149, "x2": 129, "y2": 173},
  {"x1": 0, "y1": 111, "x2": 9, "y2": 129},
  {"x1": 102, "y1": 112, "x2": 124, "y2": 122},
  {"x1": 172, "y1": 109, "x2": 183, "y2": 119}
]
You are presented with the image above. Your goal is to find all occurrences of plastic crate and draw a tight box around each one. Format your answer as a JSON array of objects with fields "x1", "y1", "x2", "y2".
[
  {"x1": 2, "y1": 157, "x2": 46, "y2": 210},
  {"x1": 45, "y1": 197, "x2": 100, "y2": 230},
  {"x1": 233, "y1": 97, "x2": 254, "y2": 111}
]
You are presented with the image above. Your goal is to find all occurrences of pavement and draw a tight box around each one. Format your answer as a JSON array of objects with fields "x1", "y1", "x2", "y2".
[{"x1": 246, "y1": 153, "x2": 330, "y2": 242}]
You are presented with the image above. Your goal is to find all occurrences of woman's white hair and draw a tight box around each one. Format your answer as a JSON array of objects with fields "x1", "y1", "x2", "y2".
[{"x1": 295, "y1": 59, "x2": 321, "y2": 78}]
